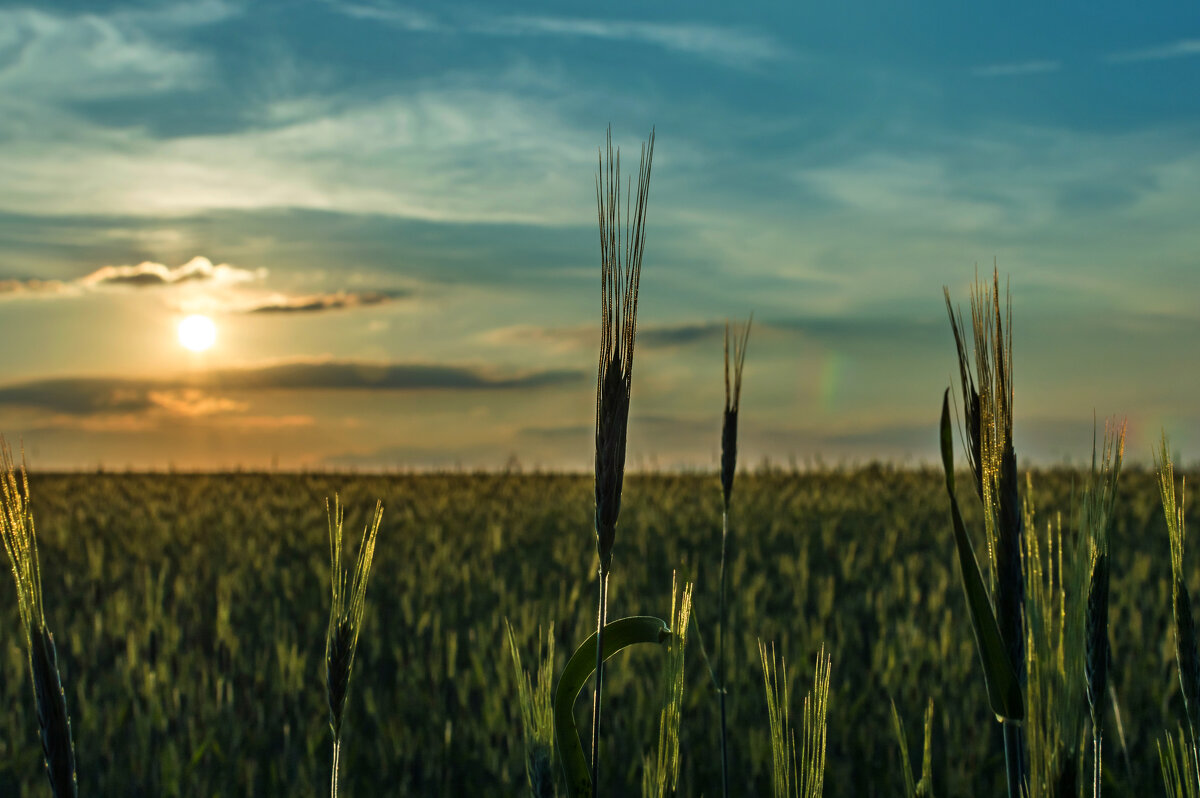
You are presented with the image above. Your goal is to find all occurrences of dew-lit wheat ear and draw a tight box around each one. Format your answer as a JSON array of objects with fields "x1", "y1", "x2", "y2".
[
  {"x1": 324, "y1": 495, "x2": 384, "y2": 798},
  {"x1": 594, "y1": 125, "x2": 653, "y2": 571},
  {"x1": 0, "y1": 440, "x2": 78, "y2": 798}
]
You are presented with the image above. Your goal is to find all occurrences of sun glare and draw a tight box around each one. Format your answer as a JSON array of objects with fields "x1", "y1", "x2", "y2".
[{"x1": 178, "y1": 314, "x2": 217, "y2": 352}]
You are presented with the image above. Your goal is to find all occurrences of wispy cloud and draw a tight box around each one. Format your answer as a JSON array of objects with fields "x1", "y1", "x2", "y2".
[
  {"x1": 332, "y1": 3, "x2": 784, "y2": 67},
  {"x1": 0, "y1": 278, "x2": 70, "y2": 296},
  {"x1": 0, "y1": 90, "x2": 595, "y2": 223},
  {"x1": 1107, "y1": 39, "x2": 1200, "y2": 63},
  {"x1": 474, "y1": 15, "x2": 784, "y2": 67},
  {"x1": 335, "y1": 3, "x2": 440, "y2": 31},
  {"x1": 146, "y1": 389, "x2": 247, "y2": 416},
  {"x1": 0, "y1": 256, "x2": 406, "y2": 317},
  {"x1": 80, "y1": 256, "x2": 262, "y2": 288},
  {"x1": 0, "y1": 4, "x2": 230, "y2": 102},
  {"x1": 971, "y1": 59, "x2": 1060, "y2": 77},
  {"x1": 0, "y1": 256, "x2": 260, "y2": 300}
]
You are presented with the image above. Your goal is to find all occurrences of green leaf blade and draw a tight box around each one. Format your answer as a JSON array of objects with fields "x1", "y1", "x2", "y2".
[{"x1": 553, "y1": 615, "x2": 671, "y2": 798}]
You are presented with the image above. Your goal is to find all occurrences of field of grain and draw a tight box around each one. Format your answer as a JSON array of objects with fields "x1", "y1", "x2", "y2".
[{"x1": 0, "y1": 467, "x2": 1192, "y2": 795}]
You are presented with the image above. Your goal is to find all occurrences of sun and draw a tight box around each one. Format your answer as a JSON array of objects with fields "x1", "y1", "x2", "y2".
[{"x1": 178, "y1": 314, "x2": 217, "y2": 352}]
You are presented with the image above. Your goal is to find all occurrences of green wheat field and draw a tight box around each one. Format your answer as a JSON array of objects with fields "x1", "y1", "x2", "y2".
[{"x1": 1, "y1": 466, "x2": 1194, "y2": 795}]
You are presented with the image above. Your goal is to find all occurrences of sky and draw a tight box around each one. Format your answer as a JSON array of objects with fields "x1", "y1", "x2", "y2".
[{"x1": 1, "y1": 1, "x2": 1198, "y2": 470}]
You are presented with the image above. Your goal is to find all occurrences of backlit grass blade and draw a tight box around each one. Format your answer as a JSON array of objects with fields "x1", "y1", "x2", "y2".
[
  {"x1": 940, "y1": 390, "x2": 1023, "y2": 721},
  {"x1": 890, "y1": 698, "x2": 918, "y2": 797},
  {"x1": 554, "y1": 615, "x2": 671, "y2": 798}
]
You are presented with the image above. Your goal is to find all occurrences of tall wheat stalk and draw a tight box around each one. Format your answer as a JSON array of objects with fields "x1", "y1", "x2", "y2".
[
  {"x1": 0, "y1": 440, "x2": 77, "y2": 798},
  {"x1": 717, "y1": 315, "x2": 751, "y2": 798},
  {"x1": 1156, "y1": 434, "x2": 1200, "y2": 795},
  {"x1": 890, "y1": 697, "x2": 936, "y2": 797},
  {"x1": 759, "y1": 641, "x2": 831, "y2": 798},
  {"x1": 945, "y1": 269, "x2": 1026, "y2": 796},
  {"x1": 642, "y1": 573, "x2": 693, "y2": 798},
  {"x1": 591, "y1": 125, "x2": 654, "y2": 796},
  {"x1": 1082, "y1": 420, "x2": 1124, "y2": 797},
  {"x1": 507, "y1": 620, "x2": 557, "y2": 798},
  {"x1": 324, "y1": 496, "x2": 384, "y2": 798}
]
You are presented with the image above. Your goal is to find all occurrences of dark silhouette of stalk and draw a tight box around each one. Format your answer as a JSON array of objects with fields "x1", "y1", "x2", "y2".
[
  {"x1": 717, "y1": 316, "x2": 751, "y2": 798},
  {"x1": 591, "y1": 125, "x2": 653, "y2": 796}
]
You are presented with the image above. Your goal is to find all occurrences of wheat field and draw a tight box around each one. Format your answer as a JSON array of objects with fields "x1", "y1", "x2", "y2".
[{"x1": 0, "y1": 467, "x2": 1192, "y2": 795}]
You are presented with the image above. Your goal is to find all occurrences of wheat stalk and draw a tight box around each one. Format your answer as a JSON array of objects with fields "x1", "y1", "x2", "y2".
[
  {"x1": 590, "y1": 125, "x2": 654, "y2": 796},
  {"x1": 506, "y1": 620, "x2": 557, "y2": 798},
  {"x1": 1156, "y1": 434, "x2": 1200, "y2": 794},
  {"x1": 0, "y1": 440, "x2": 78, "y2": 798},
  {"x1": 642, "y1": 573, "x2": 693, "y2": 798},
  {"x1": 324, "y1": 495, "x2": 384, "y2": 798},
  {"x1": 760, "y1": 641, "x2": 831, "y2": 798},
  {"x1": 1082, "y1": 419, "x2": 1125, "y2": 798},
  {"x1": 945, "y1": 268, "x2": 1026, "y2": 796},
  {"x1": 717, "y1": 315, "x2": 751, "y2": 798}
]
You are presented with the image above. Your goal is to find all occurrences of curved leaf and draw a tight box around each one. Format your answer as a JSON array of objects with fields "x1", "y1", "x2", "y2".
[{"x1": 554, "y1": 615, "x2": 671, "y2": 797}]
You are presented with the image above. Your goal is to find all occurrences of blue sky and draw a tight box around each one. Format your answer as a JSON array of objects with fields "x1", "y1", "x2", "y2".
[{"x1": 0, "y1": 0, "x2": 1198, "y2": 469}]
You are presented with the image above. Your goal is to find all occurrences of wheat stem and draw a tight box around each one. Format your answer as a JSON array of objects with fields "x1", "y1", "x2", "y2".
[
  {"x1": 718, "y1": 505, "x2": 730, "y2": 798},
  {"x1": 590, "y1": 565, "x2": 610, "y2": 794}
]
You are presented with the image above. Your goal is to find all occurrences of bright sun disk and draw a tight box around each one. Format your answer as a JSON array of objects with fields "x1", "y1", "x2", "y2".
[{"x1": 178, "y1": 314, "x2": 217, "y2": 352}]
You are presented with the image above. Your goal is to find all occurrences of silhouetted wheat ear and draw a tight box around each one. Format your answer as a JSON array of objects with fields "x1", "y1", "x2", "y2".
[
  {"x1": 1084, "y1": 419, "x2": 1124, "y2": 732},
  {"x1": 0, "y1": 440, "x2": 78, "y2": 798},
  {"x1": 1178, "y1": 582, "x2": 1200, "y2": 735},
  {"x1": 326, "y1": 617, "x2": 354, "y2": 736},
  {"x1": 720, "y1": 316, "x2": 752, "y2": 509},
  {"x1": 594, "y1": 125, "x2": 653, "y2": 569},
  {"x1": 1085, "y1": 552, "x2": 1110, "y2": 723}
]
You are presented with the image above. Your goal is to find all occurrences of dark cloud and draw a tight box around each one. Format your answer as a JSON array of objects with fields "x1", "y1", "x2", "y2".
[
  {"x1": 484, "y1": 320, "x2": 730, "y2": 352},
  {"x1": 639, "y1": 322, "x2": 724, "y2": 348},
  {"x1": 209, "y1": 361, "x2": 582, "y2": 391},
  {"x1": 245, "y1": 289, "x2": 406, "y2": 314},
  {"x1": 766, "y1": 315, "x2": 944, "y2": 346},
  {"x1": 0, "y1": 360, "x2": 585, "y2": 415},
  {"x1": 519, "y1": 424, "x2": 591, "y2": 440},
  {"x1": 0, "y1": 378, "x2": 155, "y2": 415}
]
